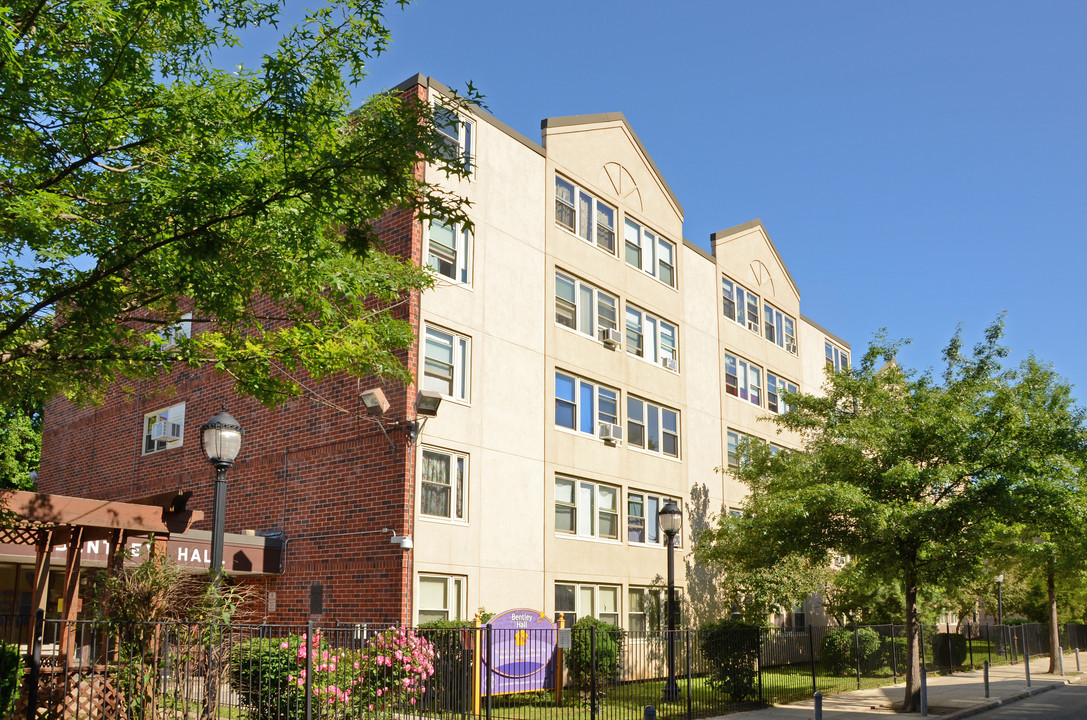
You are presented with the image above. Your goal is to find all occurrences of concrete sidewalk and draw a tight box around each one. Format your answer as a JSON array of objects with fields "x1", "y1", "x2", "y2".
[{"x1": 726, "y1": 651, "x2": 1086, "y2": 720}]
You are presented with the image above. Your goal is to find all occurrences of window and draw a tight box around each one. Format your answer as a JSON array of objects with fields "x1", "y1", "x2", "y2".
[
  {"x1": 555, "y1": 177, "x2": 616, "y2": 253},
  {"x1": 826, "y1": 341, "x2": 850, "y2": 373},
  {"x1": 784, "y1": 605, "x2": 806, "y2": 631},
  {"x1": 555, "y1": 583, "x2": 619, "y2": 627},
  {"x1": 143, "y1": 403, "x2": 185, "y2": 455},
  {"x1": 554, "y1": 476, "x2": 619, "y2": 540},
  {"x1": 628, "y1": 587, "x2": 682, "y2": 633},
  {"x1": 627, "y1": 397, "x2": 679, "y2": 457},
  {"x1": 427, "y1": 219, "x2": 472, "y2": 284},
  {"x1": 721, "y1": 276, "x2": 760, "y2": 333},
  {"x1": 423, "y1": 325, "x2": 470, "y2": 401},
  {"x1": 726, "y1": 429, "x2": 757, "y2": 469},
  {"x1": 555, "y1": 271, "x2": 618, "y2": 340},
  {"x1": 418, "y1": 575, "x2": 465, "y2": 624},
  {"x1": 157, "y1": 313, "x2": 192, "y2": 349},
  {"x1": 624, "y1": 217, "x2": 676, "y2": 287},
  {"x1": 627, "y1": 492, "x2": 681, "y2": 546},
  {"x1": 625, "y1": 305, "x2": 678, "y2": 369},
  {"x1": 763, "y1": 304, "x2": 797, "y2": 353},
  {"x1": 766, "y1": 373, "x2": 798, "y2": 415},
  {"x1": 434, "y1": 105, "x2": 473, "y2": 172},
  {"x1": 724, "y1": 353, "x2": 761, "y2": 406},
  {"x1": 421, "y1": 447, "x2": 467, "y2": 521},
  {"x1": 555, "y1": 371, "x2": 618, "y2": 436}
]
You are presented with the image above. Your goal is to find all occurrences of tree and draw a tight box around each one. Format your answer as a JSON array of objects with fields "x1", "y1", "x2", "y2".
[
  {"x1": 0, "y1": 399, "x2": 39, "y2": 489},
  {"x1": 700, "y1": 322, "x2": 1070, "y2": 711},
  {"x1": 995, "y1": 358, "x2": 1087, "y2": 672},
  {"x1": 1, "y1": 0, "x2": 474, "y2": 408}
]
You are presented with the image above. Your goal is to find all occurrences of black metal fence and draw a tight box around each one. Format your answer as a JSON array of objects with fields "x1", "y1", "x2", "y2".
[{"x1": 0, "y1": 614, "x2": 1084, "y2": 720}]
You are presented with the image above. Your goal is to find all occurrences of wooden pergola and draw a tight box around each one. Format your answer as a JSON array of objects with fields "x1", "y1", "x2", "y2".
[{"x1": 0, "y1": 489, "x2": 203, "y2": 665}]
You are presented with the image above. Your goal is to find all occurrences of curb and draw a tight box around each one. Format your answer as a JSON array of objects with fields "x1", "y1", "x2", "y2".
[{"x1": 940, "y1": 673, "x2": 1086, "y2": 720}]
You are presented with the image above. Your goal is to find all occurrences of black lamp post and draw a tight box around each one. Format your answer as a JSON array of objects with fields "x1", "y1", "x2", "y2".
[
  {"x1": 659, "y1": 501, "x2": 682, "y2": 702},
  {"x1": 200, "y1": 408, "x2": 244, "y2": 583}
]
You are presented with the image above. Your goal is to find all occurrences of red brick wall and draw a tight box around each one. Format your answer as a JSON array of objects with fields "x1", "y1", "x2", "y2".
[{"x1": 39, "y1": 79, "x2": 430, "y2": 625}]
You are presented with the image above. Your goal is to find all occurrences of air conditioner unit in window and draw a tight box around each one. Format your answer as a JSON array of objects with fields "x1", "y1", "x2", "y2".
[
  {"x1": 150, "y1": 421, "x2": 182, "y2": 442},
  {"x1": 598, "y1": 422, "x2": 623, "y2": 445},
  {"x1": 747, "y1": 320, "x2": 760, "y2": 333},
  {"x1": 785, "y1": 342, "x2": 797, "y2": 354},
  {"x1": 661, "y1": 357, "x2": 678, "y2": 372},
  {"x1": 599, "y1": 327, "x2": 622, "y2": 349}
]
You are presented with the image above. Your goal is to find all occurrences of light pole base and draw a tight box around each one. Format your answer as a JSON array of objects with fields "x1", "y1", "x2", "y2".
[{"x1": 662, "y1": 680, "x2": 680, "y2": 702}]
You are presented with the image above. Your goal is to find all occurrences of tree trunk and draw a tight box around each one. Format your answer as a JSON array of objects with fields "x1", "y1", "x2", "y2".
[
  {"x1": 1047, "y1": 561, "x2": 1060, "y2": 674},
  {"x1": 901, "y1": 576, "x2": 921, "y2": 712}
]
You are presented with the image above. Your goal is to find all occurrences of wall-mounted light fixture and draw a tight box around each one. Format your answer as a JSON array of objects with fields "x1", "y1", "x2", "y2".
[
  {"x1": 384, "y1": 527, "x2": 413, "y2": 550},
  {"x1": 359, "y1": 387, "x2": 444, "y2": 445}
]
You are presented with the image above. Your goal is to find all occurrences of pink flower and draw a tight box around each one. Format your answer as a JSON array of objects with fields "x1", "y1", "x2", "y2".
[
  {"x1": 353, "y1": 662, "x2": 360, "y2": 670},
  {"x1": 368, "y1": 705, "x2": 374, "y2": 712},
  {"x1": 280, "y1": 641, "x2": 289, "y2": 649},
  {"x1": 410, "y1": 697, "x2": 416, "y2": 705}
]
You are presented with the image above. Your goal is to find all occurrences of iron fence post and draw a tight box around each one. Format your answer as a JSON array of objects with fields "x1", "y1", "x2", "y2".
[
  {"x1": 1023, "y1": 631, "x2": 1031, "y2": 687},
  {"x1": 686, "y1": 629, "x2": 693, "y2": 720},
  {"x1": 986, "y1": 624, "x2": 991, "y2": 666},
  {"x1": 854, "y1": 624, "x2": 861, "y2": 689},
  {"x1": 590, "y1": 624, "x2": 597, "y2": 720},
  {"x1": 26, "y1": 610, "x2": 43, "y2": 720},
  {"x1": 305, "y1": 620, "x2": 313, "y2": 720},
  {"x1": 756, "y1": 626, "x2": 763, "y2": 705},
  {"x1": 808, "y1": 624, "x2": 817, "y2": 696},
  {"x1": 487, "y1": 623, "x2": 493, "y2": 720},
  {"x1": 890, "y1": 623, "x2": 898, "y2": 684}
]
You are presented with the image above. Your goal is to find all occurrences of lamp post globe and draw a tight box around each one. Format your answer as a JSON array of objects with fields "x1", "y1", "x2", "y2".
[
  {"x1": 200, "y1": 408, "x2": 244, "y2": 583},
  {"x1": 658, "y1": 500, "x2": 682, "y2": 702}
]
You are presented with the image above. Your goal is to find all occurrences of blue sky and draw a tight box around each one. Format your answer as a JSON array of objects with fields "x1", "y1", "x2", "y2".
[{"x1": 267, "y1": 1, "x2": 1087, "y2": 396}]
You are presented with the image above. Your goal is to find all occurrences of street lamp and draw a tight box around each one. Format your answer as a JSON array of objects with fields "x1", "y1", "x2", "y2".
[
  {"x1": 659, "y1": 501, "x2": 682, "y2": 702},
  {"x1": 200, "y1": 408, "x2": 244, "y2": 582}
]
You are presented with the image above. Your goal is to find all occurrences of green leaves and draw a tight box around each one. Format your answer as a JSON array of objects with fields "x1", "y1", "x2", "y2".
[{"x1": 1, "y1": 0, "x2": 474, "y2": 407}]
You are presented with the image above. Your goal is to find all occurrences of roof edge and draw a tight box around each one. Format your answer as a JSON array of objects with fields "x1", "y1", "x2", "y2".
[
  {"x1": 542, "y1": 113, "x2": 684, "y2": 219},
  {"x1": 801, "y1": 314, "x2": 852, "y2": 349}
]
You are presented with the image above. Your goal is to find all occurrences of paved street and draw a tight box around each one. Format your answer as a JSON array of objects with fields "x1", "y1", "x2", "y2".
[
  {"x1": 967, "y1": 683, "x2": 1087, "y2": 720},
  {"x1": 719, "y1": 651, "x2": 1086, "y2": 720}
]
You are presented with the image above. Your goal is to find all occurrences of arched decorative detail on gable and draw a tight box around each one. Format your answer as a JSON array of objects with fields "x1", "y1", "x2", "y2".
[
  {"x1": 601, "y1": 162, "x2": 643, "y2": 212},
  {"x1": 748, "y1": 260, "x2": 776, "y2": 298}
]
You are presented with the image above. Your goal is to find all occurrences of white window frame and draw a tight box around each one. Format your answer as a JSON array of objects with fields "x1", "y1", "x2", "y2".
[
  {"x1": 627, "y1": 491, "x2": 682, "y2": 547},
  {"x1": 423, "y1": 324, "x2": 471, "y2": 402},
  {"x1": 626, "y1": 396, "x2": 679, "y2": 458},
  {"x1": 624, "y1": 217, "x2": 676, "y2": 287},
  {"x1": 763, "y1": 303, "x2": 797, "y2": 354},
  {"x1": 158, "y1": 312, "x2": 192, "y2": 350},
  {"x1": 555, "y1": 270, "x2": 618, "y2": 340},
  {"x1": 554, "y1": 476, "x2": 620, "y2": 541},
  {"x1": 555, "y1": 371, "x2": 619, "y2": 438},
  {"x1": 418, "y1": 574, "x2": 465, "y2": 624},
  {"x1": 555, "y1": 582, "x2": 620, "y2": 628},
  {"x1": 427, "y1": 218, "x2": 472, "y2": 285},
  {"x1": 721, "y1": 275, "x2": 760, "y2": 334},
  {"x1": 724, "y1": 352, "x2": 762, "y2": 406},
  {"x1": 726, "y1": 429, "x2": 759, "y2": 470},
  {"x1": 420, "y1": 446, "x2": 468, "y2": 522},
  {"x1": 826, "y1": 341, "x2": 850, "y2": 373},
  {"x1": 627, "y1": 586, "x2": 683, "y2": 634},
  {"x1": 142, "y1": 402, "x2": 185, "y2": 455},
  {"x1": 766, "y1": 373, "x2": 798, "y2": 415},
  {"x1": 625, "y1": 305, "x2": 679, "y2": 370},
  {"x1": 433, "y1": 103, "x2": 474, "y2": 174},
  {"x1": 554, "y1": 176, "x2": 616, "y2": 254}
]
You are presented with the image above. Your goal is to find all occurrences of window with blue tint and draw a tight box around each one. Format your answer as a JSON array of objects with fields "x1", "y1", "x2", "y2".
[
  {"x1": 555, "y1": 176, "x2": 616, "y2": 253},
  {"x1": 579, "y1": 382, "x2": 595, "y2": 434},
  {"x1": 555, "y1": 372, "x2": 576, "y2": 429},
  {"x1": 826, "y1": 341, "x2": 850, "y2": 372},
  {"x1": 648, "y1": 496, "x2": 659, "y2": 544},
  {"x1": 764, "y1": 303, "x2": 798, "y2": 353},
  {"x1": 624, "y1": 216, "x2": 676, "y2": 287},
  {"x1": 724, "y1": 352, "x2": 762, "y2": 408},
  {"x1": 555, "y1": 371, "x2": 619, "y2": 439},
  {"x1": 647, "y1": 406, "x2": 660, "y2": 452}
]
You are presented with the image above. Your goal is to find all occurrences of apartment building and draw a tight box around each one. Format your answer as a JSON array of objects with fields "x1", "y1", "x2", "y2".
[{"x1": 36, "y1": 74, "x2": 849, "y2": 628}]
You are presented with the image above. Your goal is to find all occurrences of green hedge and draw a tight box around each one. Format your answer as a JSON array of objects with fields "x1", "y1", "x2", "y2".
[
  {"x1": 0, "y1": 644, "x2": 22, "y2": 717},
  {"x1": 820, "y1": 627, "x2": 881, "y2": 675},
  {"x1": 698, "y1": 619, "x2": 759, "y2": 701},
  {"x1": 567, "y1": 617, "x2": 623, "y2": 704}
]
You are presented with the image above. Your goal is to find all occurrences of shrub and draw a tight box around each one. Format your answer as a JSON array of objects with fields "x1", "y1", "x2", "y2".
[
  {"x1": 820, "y1": 627, "x2": 881, "y2": 675},
  {"x1": 698, "y1": 619, "x2": 759, "y2": 701},
  {"x1": 881, "y1": 636, "x2": 908, "y2": 672},
  {"x1": 230, "y1": 628, "x2": 435, "y2": 720},
  {"x1": 0, "y1": 644, "x2": 22, "y2": 717},
  {"x1": 567, "y1": 617, "x2": 623, "y2": 704},
  {"x1": 932, "y1": 633, "x2": 968, "y2": 668}
]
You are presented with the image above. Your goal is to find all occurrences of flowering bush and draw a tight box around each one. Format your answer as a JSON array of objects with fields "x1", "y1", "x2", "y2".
[{"x1": 230, "y1": 627, "x2": 436, "y2": 720}]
